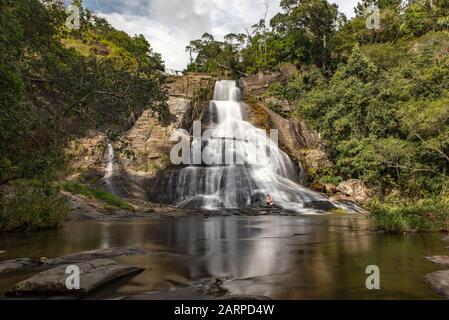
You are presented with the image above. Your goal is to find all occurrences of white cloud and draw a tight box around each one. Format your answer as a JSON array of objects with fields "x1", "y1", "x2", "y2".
[{"x1": 96, "y1": 0, "x2": 358, "y2": 70}]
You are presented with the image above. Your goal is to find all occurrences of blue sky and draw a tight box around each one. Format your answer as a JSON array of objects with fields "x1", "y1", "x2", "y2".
[{"x1": 79, "y1": 0, "x2": 360, "y2": 70}]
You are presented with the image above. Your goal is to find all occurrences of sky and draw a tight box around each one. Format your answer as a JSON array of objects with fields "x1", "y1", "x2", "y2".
[{"x1": 81, "y1": 0, "x2": 360, "y2": 70}]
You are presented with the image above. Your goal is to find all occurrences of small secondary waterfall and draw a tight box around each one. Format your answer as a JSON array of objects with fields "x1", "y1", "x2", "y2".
[
  {"x1": 104, "y1": 143, "x2": 115, "y2": 194},
  {"x1": 168, "y1": 80, "x2": 340, "y2": 213}
]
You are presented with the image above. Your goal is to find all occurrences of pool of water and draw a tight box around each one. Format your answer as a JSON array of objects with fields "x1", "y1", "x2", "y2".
[{"x1": 0, "y1": 215, "x2": 447, "y2": 299}]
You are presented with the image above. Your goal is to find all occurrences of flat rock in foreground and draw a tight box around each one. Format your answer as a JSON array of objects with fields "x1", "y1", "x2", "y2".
[
  {"x1": 0, "y1": 258, "x2": 36, "y2": 274},
  {"x1": 426, "y1": 256, "x2": 449, "y2": 267},
  {"x1": 47, "y1": 247, "x2": 152, "y2": 265},
  {"x1": 425, "y1": 270, "x2": 449, "y2": 299},
  {"x1": 8, "y1": 259, "x2": 144, "y2": 297}
]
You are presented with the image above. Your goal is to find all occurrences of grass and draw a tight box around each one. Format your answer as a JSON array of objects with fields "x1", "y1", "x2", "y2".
[
  {"x1": 369, "y1": 198, "x2": 449, "y2": 233},
  {"x1": 0, "y1": 187, "x2": 69, "y2": 232},
  {"x1": 61, "y1": 182, "x2": 135, "y2": 212}
]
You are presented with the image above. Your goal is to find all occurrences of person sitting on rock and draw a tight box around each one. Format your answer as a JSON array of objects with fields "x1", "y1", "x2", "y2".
[{"x1": 265, "y1": 194, "x2": 273, "y2": 207}]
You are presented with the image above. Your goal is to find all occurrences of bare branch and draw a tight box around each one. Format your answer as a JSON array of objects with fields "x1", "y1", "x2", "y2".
[{"x1": 64, "y1": 91, "x2": 125, "y2": 116}]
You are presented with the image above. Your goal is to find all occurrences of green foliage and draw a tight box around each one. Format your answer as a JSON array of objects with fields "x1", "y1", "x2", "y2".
[
  {"x1": 268, "y1": 66, "x2": 326, "y2": 101},
  {"x1": 0, "y1": 0, "x2": 165, "y2": 231},
  {"x1": 61, "y1": 182, "x2": 134, "y2": 211},
  {"x1": 186, "y1": 33, "x2": 246, "y2": 77},
  {"x1": 186, "y1": 0, "x2": 449, "y2": 75},
  {"x1": 271, "y1": 0, "x2": 340, "y2": 71},
  {"x1": 187, "y1": 0, "x2": 342, "y2": 75},
  {"x1": 0, "y1": 186, "x2": 69, "y2": 232},
  {"x1": 286, "y1": 35, "x2": 449, "y2": 197},
  {"x1": 370, "y1": 198, "x2": 449, "y2": 233},
  {"x1": 266, "y1": 102, "x2": 292, "y2": 118},
  {"x1": 0, "y1": 0, "x2": 167, "y2": 183}
]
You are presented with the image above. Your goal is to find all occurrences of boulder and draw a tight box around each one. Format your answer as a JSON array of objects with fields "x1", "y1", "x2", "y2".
[
  {"x1": 337, "y1": 180, "x2": 372, "y2": 204},
  {"x1": 303, "y1": 201, "x2": 336, "y2": 212},
  {"x1": 425, "y1": 270, "x2": 449, "y2": 298},
  {"x1": 0, "y1": 258, "x2": 36, "y2": 274},
  {"x1": 7, "y1": 259, "x2": 144, "y2": 297},
  {"x1": 250, "y1": 192, "x2": 266, "y2": 205},
  {"x1": 46, "y1": 247, "x2": 152, "y2": 265},
  {"x1": 324, "y1": 183, "x2": 337, "y2": 195},
  {"x1": 426, "y1": 256, "x2": 449, "y2": 267}
]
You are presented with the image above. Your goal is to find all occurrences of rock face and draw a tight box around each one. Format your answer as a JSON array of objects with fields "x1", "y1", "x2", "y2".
[
  {"x1": 239, "y1": 64, "x2": 297, "y2": 96},
  {"x1": 336, "y1": 180, "x2": 372, "y2": 204},
  {"x1": 302, "y1": 149, "x2": 333, "y2": 173},
  {"x1": 0, "y1": 258, "x2": 36, "y2": 274},
  {"x1": 167, "y1": 73, "x2": 215, "y2": 98},
  {"x1": 425, "y1": 270, "x2": 449, "y2": 298},
  {"x1": 120, "y1": 97, "x2": 191, "y2": 176},
  {"x1": 65, "y1": 73, "x2": 217, "y2": 203},
  {"x1": 8, "y1": 259, "x2": 144, "y2": 297},
  {"x1": 426, "y1": 256, "x2": 449, "y2": 267},
  {"x1": 244, "y1": 100, "x2": 331, "y2": 183},
  {"x1": 65, "y1": 132, "x2": 108, "y2": 183}
]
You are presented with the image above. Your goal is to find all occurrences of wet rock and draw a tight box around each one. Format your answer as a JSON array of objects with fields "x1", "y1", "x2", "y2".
[
  {"x1": 303, "y1": 201, "x2": 336, "y2": 212},
  {"x1": 7, "y1": 259, "x2": 144, "y2": 297},
  {"x1": 337, "y1": 180, "x2": 372, "y2": 204},
  {"x1": 46, "y1": 247, "x2": 152, "y2": 265},
  {"x1": 425, "y1": 270, "x2": 449, "y2": 298},
  {"x1": 250, "y1": 192, "x2": 266, "y2": 205},
  {"x1": 0, "y1": 258, "x2": 37, "y2": 274},
  {"x1": 205, "y1": 277, "x2": 229, "y2": 297},
  {"x1": 426, "y1": 256, "x2": 449, "y2": 267}
]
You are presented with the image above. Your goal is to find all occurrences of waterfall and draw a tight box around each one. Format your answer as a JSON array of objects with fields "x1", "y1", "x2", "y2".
[
  {"x1": 169, "y1": 80, "x2": 342, "y2": 213},
  {"x1": 104, "y1": 142, "x2": 115, "y2": 194}
]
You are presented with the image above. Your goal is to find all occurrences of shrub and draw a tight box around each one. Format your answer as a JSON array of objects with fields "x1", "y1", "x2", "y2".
[
  {"x1": 0, "y1": 187, "x2": 69, "y2": 232},
  {"x1": 369, "y1": 198, "x2": 449, "y2": 233},
  {"x1": 61, "y1": 182, "x2": 134, "y2": 211}
]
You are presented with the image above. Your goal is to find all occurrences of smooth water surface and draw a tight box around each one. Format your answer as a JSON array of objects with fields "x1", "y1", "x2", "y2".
[{"x1": 0, "y1": 215, "x2": 446, "y2": 299}]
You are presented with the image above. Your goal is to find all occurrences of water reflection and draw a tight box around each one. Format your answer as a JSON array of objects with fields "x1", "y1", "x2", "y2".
[{"x1": 0, "y1": 215, "x2": 447, "y2": 299}]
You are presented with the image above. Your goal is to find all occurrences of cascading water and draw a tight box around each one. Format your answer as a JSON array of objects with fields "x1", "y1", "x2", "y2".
[
  {"x1": 104, "y1": 143, "x2": 115, "y2": 194},
  {"x1": 169, "y1": 80, "x2": 343, "y2": 213}
]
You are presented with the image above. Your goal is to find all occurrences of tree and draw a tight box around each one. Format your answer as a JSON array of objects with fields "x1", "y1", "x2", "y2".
[
  {"x1": 186, "y1": 33, "x2": 246, "y2": 77},
  {"x1": 270, "y1": 0, "x2": 340, "y2": 71}
]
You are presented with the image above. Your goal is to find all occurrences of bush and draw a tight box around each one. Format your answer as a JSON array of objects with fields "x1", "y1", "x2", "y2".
[
  {"x1": 61, "y1": 182, "x2": 134, "y2": 211},
  {"x1": 0, "y1": 187, "x2": 69, "y2": 232},
  {"x1": 369, "y1": 198, "x2": 449, "y2": 233}
]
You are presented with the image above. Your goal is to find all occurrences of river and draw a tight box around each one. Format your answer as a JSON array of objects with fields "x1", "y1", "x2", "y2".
[{"x1": 0, "y1": 214, "x2": 446, "y2": 299}]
